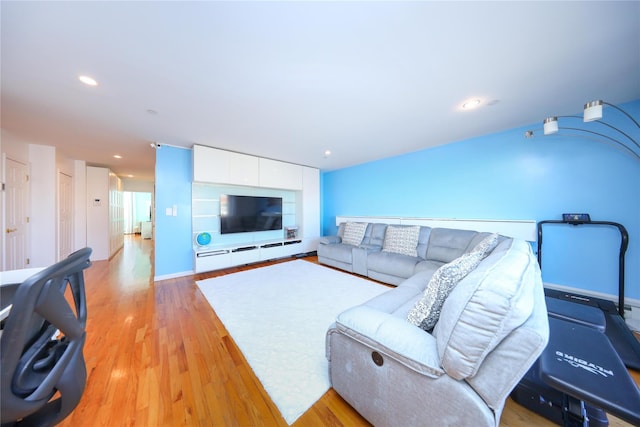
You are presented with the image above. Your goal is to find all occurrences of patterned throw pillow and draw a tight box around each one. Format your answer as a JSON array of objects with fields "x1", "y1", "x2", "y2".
[
  {"x1": 407, "y1": 250, "x2": 484, "y2": 332},
  {"x1": 471, "y1": 233, "x2": 500, "y2": 258},
  {"x1": 382, "y1": 225, "x2": 420, "y2": 257},
  {"x1": 341, "y1": 222, "x2": 368, "y2": 246}
]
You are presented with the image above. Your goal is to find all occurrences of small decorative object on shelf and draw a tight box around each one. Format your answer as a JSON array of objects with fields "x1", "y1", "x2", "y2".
[
  {"x1": 285, "y1": 226, "x2": 299, "y2": 239},
  {"x1": 195, "y1": 232, "x2": 212, "y2": 246}
]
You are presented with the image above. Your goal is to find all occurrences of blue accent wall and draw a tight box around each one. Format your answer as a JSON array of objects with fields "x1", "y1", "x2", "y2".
[
  {"x1": 322, "y1": 100, "x2": 640, "y2": 300},
  {"x1": 155, "y1": 146, "x2": 193, "y2": 277}
]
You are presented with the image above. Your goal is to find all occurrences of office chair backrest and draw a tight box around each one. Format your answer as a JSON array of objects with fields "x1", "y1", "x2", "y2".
[{"x1": 1, "y1": 247, "x2": 92, "y2": 426}]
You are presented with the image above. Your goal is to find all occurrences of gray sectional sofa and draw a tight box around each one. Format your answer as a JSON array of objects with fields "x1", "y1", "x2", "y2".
[
  {"x1": 318, "y1": 222, "x2": 502, "y2": 285},
  {"x1": 322, "y1": 221, "x2": 549, "y2": 426}
]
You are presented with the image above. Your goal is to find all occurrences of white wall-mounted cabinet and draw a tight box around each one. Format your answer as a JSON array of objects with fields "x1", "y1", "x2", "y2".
[
  {"x1": 258, "y1": 158, "x2": 303, "y2": 190},
  {"x1": 193, "y1": 145, "x2": 304, "y2": 190},
  {"x1": 192, "y1": 145, "x2": 319, "y2": 273},
  {"x1": 229, "y1": 151, "x2": 259, "y2": 186},
  {"x1": 193, "y1": 145, "x2": 259, "y2": 186}
]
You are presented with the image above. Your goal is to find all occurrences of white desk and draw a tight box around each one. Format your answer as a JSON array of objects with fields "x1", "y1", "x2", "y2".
[{"x1": 1, "y1": 267, "x2": 45, "y2": 321}]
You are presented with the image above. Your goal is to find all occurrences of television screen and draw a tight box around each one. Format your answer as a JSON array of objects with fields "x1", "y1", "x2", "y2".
[{"x1": 220, "y1": 195, "x2": 283, "y2": 234}]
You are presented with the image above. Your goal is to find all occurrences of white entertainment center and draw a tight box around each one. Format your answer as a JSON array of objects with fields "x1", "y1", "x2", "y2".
[{"x1": 192, "y1": 145, "x2": 320, "y2": 273}]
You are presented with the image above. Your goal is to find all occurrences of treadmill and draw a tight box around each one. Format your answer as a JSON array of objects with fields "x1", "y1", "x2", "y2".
[{"x1": 537, "y1": 217, "x2": 640, "y2": 371}]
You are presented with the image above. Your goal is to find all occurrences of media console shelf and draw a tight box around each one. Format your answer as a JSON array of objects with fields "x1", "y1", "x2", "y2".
[
  {"x1": 194, "y1": 239, "x2": 304, "y2": 273},
  {"x1": 191, "y1": 145, "x2": 320, "y2": 273}
]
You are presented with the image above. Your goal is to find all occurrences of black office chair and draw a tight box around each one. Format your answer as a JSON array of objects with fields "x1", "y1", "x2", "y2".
[{"x1": 1, "y1": 247, "x2": 92, "y2": 427}]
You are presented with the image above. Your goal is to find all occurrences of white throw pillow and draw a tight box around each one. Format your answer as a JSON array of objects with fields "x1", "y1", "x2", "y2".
[
  {"x1": 341, "y1": 222, "x2": 368, "y2": 246},
  {"x1": 407, "y1": 250, "x2": 484, "y2": 332},
  {"x1": 382, "y1": 225, "x2": 420, "y2": 257}
]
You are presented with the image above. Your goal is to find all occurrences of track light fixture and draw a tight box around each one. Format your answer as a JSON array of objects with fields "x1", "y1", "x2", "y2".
[
  {"x1": 584, "y1": 100, "x2": 603, "y2": 122},
  {"x1": 535, "y1": 100, "x2": 639, "y2": 161},
  {"x1": 543, "y1": 117, "x2": 559, "y2": 135}
]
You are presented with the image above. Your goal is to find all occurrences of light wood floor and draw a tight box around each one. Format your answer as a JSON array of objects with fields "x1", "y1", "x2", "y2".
[{"x1": 57, "y1": 235, "x2": 640, "y2": 426}]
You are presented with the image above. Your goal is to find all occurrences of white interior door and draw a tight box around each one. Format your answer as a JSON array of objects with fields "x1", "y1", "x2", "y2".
[
  {"x1": 58, "y1": 171, "x2": 73, "y2": 260},
  {"x1": 4, "y1": 157, "x2": 29, "y2": 270}
]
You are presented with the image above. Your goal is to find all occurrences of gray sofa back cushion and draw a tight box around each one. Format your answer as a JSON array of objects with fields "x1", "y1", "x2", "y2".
[
  {"x1": 363, "y1": 223, "x2": 387, "y2": 247},
  {"x1": 425, "y1": 228, "x2": 480, "y2": 263},
  {"x1": 415, "y1": 227, "x2": 433, "y2": 259},
  {"x1": 435, "y1": 238, "x2": 537, "y2": 380}
]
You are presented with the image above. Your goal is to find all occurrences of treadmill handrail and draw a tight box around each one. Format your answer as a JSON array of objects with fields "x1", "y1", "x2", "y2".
[{"x1": 537, "y1": 219, "x2": 629, "y2": 317}]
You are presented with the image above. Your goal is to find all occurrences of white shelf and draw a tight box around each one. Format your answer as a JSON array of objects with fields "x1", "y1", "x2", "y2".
[
  {"x1": 191, "y1": 147, "x2": 320, "y2": 274},
  {"x1": 194, "y1": 239, "x2": 303, "y2": 273}
]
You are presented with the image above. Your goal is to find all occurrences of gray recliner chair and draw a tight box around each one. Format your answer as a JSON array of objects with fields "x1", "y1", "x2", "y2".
[
  {"x1": 326, "y1": 238, "x2": 549, "y2": 426},
  {"x1": 1, "y1": 247, "x2": 92, "y2": 427}
]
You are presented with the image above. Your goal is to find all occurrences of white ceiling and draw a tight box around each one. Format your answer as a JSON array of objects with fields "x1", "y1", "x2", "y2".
[{"x1": 2, "y1": 1, "x2": 639, "y2": 182}]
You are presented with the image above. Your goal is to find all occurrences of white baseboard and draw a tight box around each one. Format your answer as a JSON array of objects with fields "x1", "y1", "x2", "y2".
[
  {"x1": 544, "y1": 282, "x2": 640, "y2": 332},
  {"x1": 154, "y1": 270, "x2": 195, "y2": 282}
]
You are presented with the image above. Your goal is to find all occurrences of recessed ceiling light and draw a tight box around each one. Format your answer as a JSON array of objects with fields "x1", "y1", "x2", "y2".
[
  {"x1": 324, "y1": 150, "x2": 332, "y2": 157},
  {"x1": 127, "y1": 174, "x2": 134, "y2": 178},
  {"x1": 462, "y1": 99, "x2": 482, "y2": 109},
  {"x1": 113, "y1": 154, "x2": 122, "y2": 159},
  {"x1": 78, "y1": 75, "x2": 98, "y2": 86}
]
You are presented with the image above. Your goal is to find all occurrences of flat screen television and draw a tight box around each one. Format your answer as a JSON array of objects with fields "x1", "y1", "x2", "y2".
[{"x1": 220, "y1": 194, "x2": 283, "y2": 234}]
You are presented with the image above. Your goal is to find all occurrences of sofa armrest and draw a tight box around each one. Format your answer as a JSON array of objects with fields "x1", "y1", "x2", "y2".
[
  {"x1": 320, "y1": 235, "x2": 342, "y2": 244},
  {"x1": 330, "y1": 305, "x2": 444, "y2": 378}
]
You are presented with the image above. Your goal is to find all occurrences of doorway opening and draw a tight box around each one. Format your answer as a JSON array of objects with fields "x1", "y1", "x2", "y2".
[{"x1": 123, "y1": 192, "x2": 152, "y2": 238}]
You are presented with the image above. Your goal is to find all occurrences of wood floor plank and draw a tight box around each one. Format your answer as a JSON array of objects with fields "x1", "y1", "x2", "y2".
[{"x1": 54, "y1": 235, "x2": 639, "y2": 426}]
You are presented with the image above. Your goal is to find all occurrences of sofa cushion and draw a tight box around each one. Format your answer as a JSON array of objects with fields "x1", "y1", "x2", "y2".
[
  {"x1": 413, "y1": 259, "x2": 444, "y2": 276},
  {"x1": 342, "y1": 222, "x2": 368, "y2": 246},
  {"x1": 407, "y1": 250, "x2": 485, "y2": 332},
  {"x1": 319, "y1": 235, "x2": 342, "y2": 245},
  {"x1": 435, "y1": 238, "x2": 536, "y2": 380},
  {"x1": 364, "y1": 223, "x2": 388, "y2": 247},
  {"x1": 318, "y1": 242, "x2": 355, "y2": 264},
  {"x1": 382, "y1": 225, "x2": 420, "y2": 257},
  {"x1": 415, "y1": 226, "x2": 433, "y2": 260},
  {"x1": 425, "y1": 228, "x2": 479, "y2": 263},
  {"x1": 367, "y1": 251, "x2": 420, "y2": 278}
]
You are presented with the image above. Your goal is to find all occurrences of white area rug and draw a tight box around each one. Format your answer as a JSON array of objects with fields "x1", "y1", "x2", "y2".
[{"x1": 195, "y1": 259, "x2": 389, "y2": 424}]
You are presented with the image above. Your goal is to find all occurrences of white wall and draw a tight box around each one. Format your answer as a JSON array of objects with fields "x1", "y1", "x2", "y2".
[
  {"x1": 1, "y1": 129, "x2": 30, "y2": 163},
  {"x1": 86, "y1": 166, "x2": 110, "y2": 260},
  {"x1": 28, "y1": 144, "x2": 56, "y2": 267},
  {"x1": 121, "y1": 178, "x2": 154, "y2": 193},
  {"x1": 2, "y1": 130, "x2": 31, "y2": 269},
  {"x1": 74, "y1": 160, "x2": 87, "y2": 251}
]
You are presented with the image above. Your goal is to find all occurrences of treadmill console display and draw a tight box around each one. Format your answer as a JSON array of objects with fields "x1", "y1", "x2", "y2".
[{"x1": 562, "y1": 213, "x2": 591, "y2": 224}]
